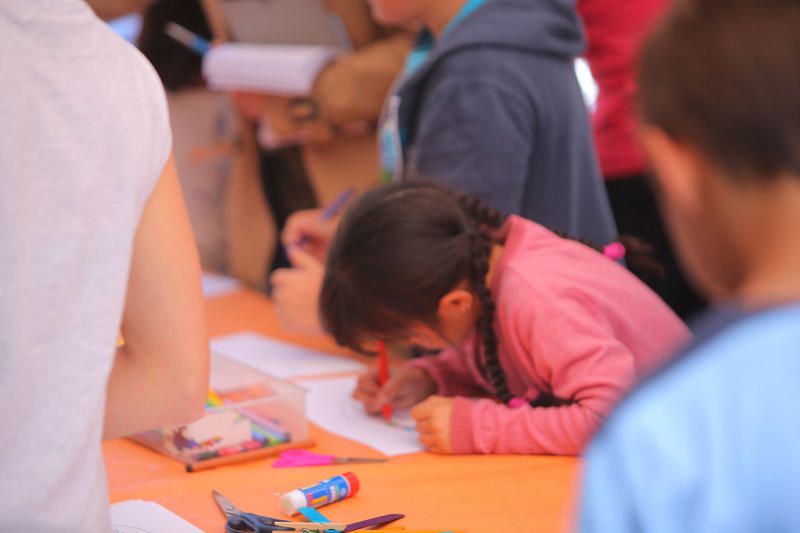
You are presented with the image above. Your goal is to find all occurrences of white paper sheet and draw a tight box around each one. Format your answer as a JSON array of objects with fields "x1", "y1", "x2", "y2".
[
  {"x1": 201, "y1": 272, "x2": 242, "y2": 298},
  {"x1": 111, "y1": 500, "x2": 203, "y2": 533},
  {"x1": 304, "y1": 376, "x2": 423, "y2": 456},
  {"x1": 210, "y1": 332, "x2": 365, "y2": 379},
  {"x1": 203, "y1": 43, "x2": 340, "y2": 96}
]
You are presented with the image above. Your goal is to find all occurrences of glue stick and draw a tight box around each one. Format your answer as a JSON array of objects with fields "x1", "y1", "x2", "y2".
[{"x1": 279, "y1": 472, "x2": 360, "y2": 516}]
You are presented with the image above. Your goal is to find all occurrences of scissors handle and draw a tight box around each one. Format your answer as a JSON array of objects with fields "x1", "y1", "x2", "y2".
[
  {"x1": 342, "y1": 513, "x2": 405, "y2": 532},
  {"x1": 227, "y1": 513, "x2": 293, "y2": 533},
  {"x1": 273, "y1": 449, "x2": 335, "y2": 468}
]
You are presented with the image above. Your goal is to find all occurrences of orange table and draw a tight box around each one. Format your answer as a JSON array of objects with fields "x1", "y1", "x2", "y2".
[{"x1": 105, "y1": 289, "x2": 579, "y2": 533}]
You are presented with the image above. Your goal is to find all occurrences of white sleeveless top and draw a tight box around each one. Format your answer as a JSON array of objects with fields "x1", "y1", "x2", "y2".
[{"x1": 0, "y1": 1, "x2": 171, "y2": 530}]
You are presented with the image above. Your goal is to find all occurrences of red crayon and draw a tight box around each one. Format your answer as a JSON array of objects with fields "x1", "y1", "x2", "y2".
[{"x1": 377, "y1": 341, "x2": 392, "y2": 423}]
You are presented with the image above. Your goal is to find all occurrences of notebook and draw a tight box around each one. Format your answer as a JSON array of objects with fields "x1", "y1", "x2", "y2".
[{"x1": 203, "y1": 43, "x2": 341, "y2": 95}]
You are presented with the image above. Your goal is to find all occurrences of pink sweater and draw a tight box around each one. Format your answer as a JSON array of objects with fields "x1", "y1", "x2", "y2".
[{"x1": 409, "y1": 216, "x2": 690, "y2": 455}]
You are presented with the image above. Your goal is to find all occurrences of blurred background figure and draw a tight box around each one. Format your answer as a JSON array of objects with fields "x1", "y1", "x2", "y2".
[
  {"x1": 580, "y1": 0, "x2": 800, "y2": 529},
  {"x1": 96, "y1": 0, "x2": 411, "y2": 289},
  {"x1": 225, "y1": 0, "x2": 413, "y2": 277},
  {"x1": 578, "y1": 0, "x2": 706, "y2": 320},
  {"x1": 138, "y1": 0, "x2": 273, "y2": 287},
  {"x1": 86, "y1": 0, "x2": 153, "y2": 21}
]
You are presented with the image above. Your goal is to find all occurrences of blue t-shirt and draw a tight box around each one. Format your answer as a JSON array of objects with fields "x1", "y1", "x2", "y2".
[{"x1": 579, "y1": 303, "x2": 800, "y2": 533}]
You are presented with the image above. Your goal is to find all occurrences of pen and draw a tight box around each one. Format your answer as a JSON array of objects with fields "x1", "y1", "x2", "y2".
[
  {"x1": 296, "y1": 187, "x2": 355, "y2": 247},
  {"x1": 320, "y1": 187, "x2": 355, "y2": 221},
  {"x1": 164, "y1": 22, "x2": 211, "y2": 56}
]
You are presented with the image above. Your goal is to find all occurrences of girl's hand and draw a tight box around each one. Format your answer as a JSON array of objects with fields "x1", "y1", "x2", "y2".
[
  {"x1": 352, "y1": 365, "x2": 437, "y2": 415},
  {"x1": 281, "y1": 208, "x2": 339, "y2": 263},
  {"x1": 269, "y1": 247, "x2": 325, "y2": 335},
  {"x1": 411, "y1": 396, "x2": 454, "y2": 454}
]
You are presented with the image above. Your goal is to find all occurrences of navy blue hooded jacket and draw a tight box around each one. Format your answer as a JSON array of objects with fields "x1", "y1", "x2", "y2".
[{"x1": 391, "y1": 0, "x2": 617, "y2": 244}]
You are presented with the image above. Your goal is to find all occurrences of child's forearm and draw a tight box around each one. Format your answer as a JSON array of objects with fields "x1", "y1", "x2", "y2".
[
  {"x1": 406, "y1": 350, "x2": 486, "y2": 397},
  {"x1": 450, "y1": 397, "x2": 607, "y2": 455}
]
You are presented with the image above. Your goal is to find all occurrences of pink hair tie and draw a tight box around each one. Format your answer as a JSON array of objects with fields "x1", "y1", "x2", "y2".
[
  {"x1": 603, "y1": 242, "x2": 626, "y2": 261},
  {"x1": 508, "y1": 397, "x2": 527, "y2": 409}
]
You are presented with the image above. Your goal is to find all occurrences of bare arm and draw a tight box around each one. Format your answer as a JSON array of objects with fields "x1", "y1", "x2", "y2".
[
  {"x1": 85, "y1": 0, "x2": 155, "y2": 20},
  {"x1": 104, "y1": 155, "x2": 209, "y2": 439}
]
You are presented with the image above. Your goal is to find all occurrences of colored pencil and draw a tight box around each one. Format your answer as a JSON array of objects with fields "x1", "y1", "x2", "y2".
[
  {"x1": 296, "y1": 188, "x2": 355, "y2": 248},
  {"x1": 378, "y1": 341, "x2": 392, "y2": 423}
]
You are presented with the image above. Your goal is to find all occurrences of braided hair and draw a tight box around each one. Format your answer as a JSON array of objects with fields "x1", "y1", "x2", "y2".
[{"x1": 454, "y1": 193, "x2": 513, "y2": 404}]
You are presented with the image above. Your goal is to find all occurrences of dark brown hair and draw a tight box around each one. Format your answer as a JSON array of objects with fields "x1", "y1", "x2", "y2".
[
  {"x1": 637, "y1": 0, "x2": 800, "y2": 180},
  {"x1": 137, "y1": 0, "x2": 212, "y2": 91},
  {"x1": 320, "y1": 182, "x2": 514, "y2": 403}
]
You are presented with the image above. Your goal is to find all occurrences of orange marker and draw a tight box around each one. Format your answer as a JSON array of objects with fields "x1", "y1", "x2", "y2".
[{"x1": 377, "y1": 341, "x2": 392, "y2": 423}]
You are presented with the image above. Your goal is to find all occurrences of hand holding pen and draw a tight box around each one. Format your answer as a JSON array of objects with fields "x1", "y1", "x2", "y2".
[
  {"x1": 270, "y1": 188, "x2": 355, "y2": 334},
  {"x1": 281, "y1": 188, "x2": 354, "y2": 263},
  {"x1": 352, "y1": 366, "x2": 437, "y2": 417}
]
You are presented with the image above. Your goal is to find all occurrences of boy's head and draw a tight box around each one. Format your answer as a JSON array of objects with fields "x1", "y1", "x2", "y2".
[{"x1": 637, "y1": 0, "x2": 800, "y2": 299}]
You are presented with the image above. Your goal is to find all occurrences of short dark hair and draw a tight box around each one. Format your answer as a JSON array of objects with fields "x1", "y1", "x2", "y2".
[{"x1": 637, "y1": 0, "x2": 800, "y2": 180}]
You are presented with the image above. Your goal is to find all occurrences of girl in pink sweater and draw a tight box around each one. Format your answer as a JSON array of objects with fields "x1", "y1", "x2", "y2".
[{"x1": 319, "y1": 182, "x2": 689, "y2": 455}]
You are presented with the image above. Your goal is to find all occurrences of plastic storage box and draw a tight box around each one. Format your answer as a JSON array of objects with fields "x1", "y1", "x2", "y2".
[{"x1": 131, "y1": 352, "x2": 310, "y2": 470}]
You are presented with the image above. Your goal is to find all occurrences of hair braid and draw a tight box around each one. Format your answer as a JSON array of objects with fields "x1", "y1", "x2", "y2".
[
  {"x1": 468, "y1": 229, "x2": 513, "y2": 405},
  {"x1": 452, "y1": 190, "x2": 506, "y2": 231},
  {"x1": 450, "y1": 188, "x2": 512, "y2": 403}
]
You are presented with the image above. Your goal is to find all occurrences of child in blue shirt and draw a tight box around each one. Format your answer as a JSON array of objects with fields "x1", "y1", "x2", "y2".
[{"x1": 579, "y1": 0, "x2": 800, "y2": 531}]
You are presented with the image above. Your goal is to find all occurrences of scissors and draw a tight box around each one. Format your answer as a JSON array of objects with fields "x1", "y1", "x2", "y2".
[
  {"x1": 297, "y1": 507, "x2": 404, "y2": 533},
  {"x1": 214, "y1": 490, "x2": 346, "y2": 532},
  {"x1": 272, "y1": 449, "x2": 388, "y2": 468}
]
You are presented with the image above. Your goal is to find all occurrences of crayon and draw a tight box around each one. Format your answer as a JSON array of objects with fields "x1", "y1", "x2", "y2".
[{"x1": 378, "y1": 341, "x2": 392, "y2": 423}]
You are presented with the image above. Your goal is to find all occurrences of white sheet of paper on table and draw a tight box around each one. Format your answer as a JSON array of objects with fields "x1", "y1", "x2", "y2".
[
  {"x1": 201, "y1": 272, "x2": 242, "y2": 298},
  {"x1": 210, "y1": 331, "x2": 366, "y2": 379},
  {"x1": 111, "y1": 500, "x2": 203, "y2": 533},
  {"x1": 304, "y1": 376, "x2": 424, "y2": 456}
]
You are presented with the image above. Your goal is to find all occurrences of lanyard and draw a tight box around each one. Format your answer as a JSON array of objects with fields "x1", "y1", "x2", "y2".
[
  {"x1": 403, "y1": 0, "x2": 490, "y2": 76},
  {"x1": 382, "y1": 0, "x2": 490, "y2": 181}
]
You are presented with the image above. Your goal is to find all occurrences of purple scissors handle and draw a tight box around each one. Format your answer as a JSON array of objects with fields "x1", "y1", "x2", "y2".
[{"x1": 343, "y1": 513, "x2": 405, "y2": 532}]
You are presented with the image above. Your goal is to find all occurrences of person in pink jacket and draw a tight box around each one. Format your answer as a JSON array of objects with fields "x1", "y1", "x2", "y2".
[{"x1": 319, "y1": 181, "x2": 689, "y2": 455}]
